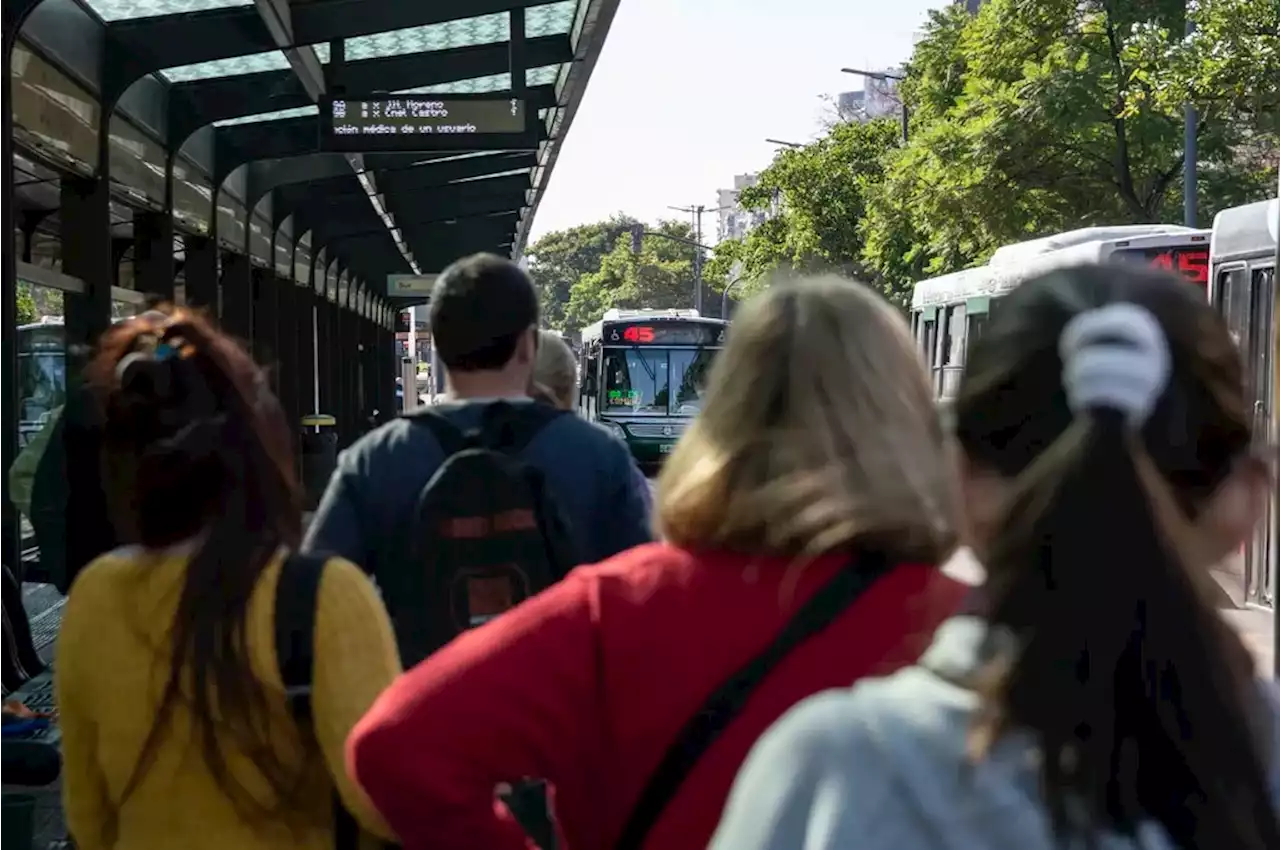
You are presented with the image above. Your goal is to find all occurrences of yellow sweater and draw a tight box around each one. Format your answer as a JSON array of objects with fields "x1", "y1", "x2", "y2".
[{"x1": 55, "y1": 546, "x2": 402, "y2": 850}]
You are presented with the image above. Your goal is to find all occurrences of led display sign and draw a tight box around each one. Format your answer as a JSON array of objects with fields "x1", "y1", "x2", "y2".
[
  {"x1": 1114, "y1": 245, "x2": 1209, "y2": 286},
  {"x1": 605, "y1": 322, "x2": 726, "y2": 346},
  {"x1": 320, "y1": 96, "x2": 530, "y2": 152}
]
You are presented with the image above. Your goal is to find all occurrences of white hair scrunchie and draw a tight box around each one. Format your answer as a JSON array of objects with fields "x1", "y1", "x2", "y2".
[{"x1": 1058, "y1": 303, "x2": 1171, "y2": 428}]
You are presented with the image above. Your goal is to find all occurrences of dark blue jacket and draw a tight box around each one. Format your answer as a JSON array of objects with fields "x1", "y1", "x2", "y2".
[{"x1": 303, "y1": 400, "x2": 652, "y2": 577}]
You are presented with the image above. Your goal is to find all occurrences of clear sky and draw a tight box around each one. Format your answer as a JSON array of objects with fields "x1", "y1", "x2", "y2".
[{"x1": 528, "y1": 0, "x2": 941, "y2": 242}]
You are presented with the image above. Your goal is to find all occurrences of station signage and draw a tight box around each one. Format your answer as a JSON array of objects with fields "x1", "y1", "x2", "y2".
[
  {"x1": 320, "y1": 95, "x2": 535, "y2": 153},
  {"x1": 1114, "y1": 245, "x2": 1209, "y2": 286},
  {"x1": 387, "y1": 274, "x2": 439, "y2": 299}
]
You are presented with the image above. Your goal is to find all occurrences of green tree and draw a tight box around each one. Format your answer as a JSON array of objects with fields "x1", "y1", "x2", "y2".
[
  {"x1": 862, "y1": 0, "x2": 1278, "y2": 292},
  {"x1": 705, "y1": 119, "x2": 905, "y2": 302},
  {"x1": 526, "y1": 214, "x2": 640, "y2": 330},
  {"x1": 563, "y1": 219, "x2": 721, "y2": 329},
  {"x1": 16, "y1": 281, "x2": 39, "y2": 325},
  {"x1": 1127, "y1": 0, "x2": 1279, "y2": 132}
]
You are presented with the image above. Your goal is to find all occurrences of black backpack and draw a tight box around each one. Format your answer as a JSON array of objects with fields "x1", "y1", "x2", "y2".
[
  {"x1": 276, "y1": 554, "x2": 552, "y2": 849},
  {"x1": 390, "y1": 401, "x2": 580, "y2": 666}
]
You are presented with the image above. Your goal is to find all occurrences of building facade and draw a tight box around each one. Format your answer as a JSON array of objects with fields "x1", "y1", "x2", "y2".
[
  {"x1": 716, "y1": 173, "x2": 780, "y2": 242},
  {"x1": 836, "y1": 66, "x2": 906, "y2": 125}
]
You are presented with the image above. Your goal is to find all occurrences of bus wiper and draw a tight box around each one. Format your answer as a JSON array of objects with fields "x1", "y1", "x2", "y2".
[{"x1": 632, "y1": 345, "x2": 659, "y2": 385}]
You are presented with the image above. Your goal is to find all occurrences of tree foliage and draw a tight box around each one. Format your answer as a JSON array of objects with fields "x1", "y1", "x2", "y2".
[
  {"x1": 531, "y1": 0, "x2": 1275, "y2": 314},
  {"x1": 707, "y1": 119, "x2": 905, "y2": 301},
  {"x1": 16, "y1": 282, "x2": 38, "y2": 325},
  {"x1": 564, "y1": 219, "x2": 724, "y2": 330},
  {"x1": 528, "y1": 217, "x2": 723, "y2": 331},
  {"x1": 526, "y1": 214, "x2": 640, "y2": 330},
  {"x1": 861, "y1": 0, "x2": 1277, "y2": 289},
  {"x1": 712, "y1": 0, "x2": 1277, "y2": 303}
]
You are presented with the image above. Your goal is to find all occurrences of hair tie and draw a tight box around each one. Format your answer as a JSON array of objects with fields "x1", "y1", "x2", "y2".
[{"x1": 1058, "y1": 303, "x2": 1171, "y2": 428}]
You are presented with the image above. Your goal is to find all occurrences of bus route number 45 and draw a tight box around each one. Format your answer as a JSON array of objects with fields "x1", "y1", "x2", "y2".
[{"x1": 623, "y1": 326, "x2": 656, "y2": 343}]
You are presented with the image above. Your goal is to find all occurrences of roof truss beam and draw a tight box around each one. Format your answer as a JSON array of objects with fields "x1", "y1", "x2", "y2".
[
  {"x1": 167, "y1": 39, "x2": 567, "y2": 142},
  {"x1": 104, "y1": 0, "x2": 533, "y2": 89},
  {"x1": 279, "y1": 172, "x2": 531, "y2": 224}
]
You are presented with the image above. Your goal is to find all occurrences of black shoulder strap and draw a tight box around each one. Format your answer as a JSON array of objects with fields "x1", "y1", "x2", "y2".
[
  {"x1": 479, "y1": 401, "x2": 566, "y2": 454},
  {"x1": 408, "y1": 402, "x2": 566, "y2": 458},
  {"x1": 614, "y1": 551, "x2": 891, "y2": 850},
  {"x1": 274, "y1": 552, "x2": 360, "y2": 850},
  {"x1": 406, "y1": 408, "x2": 471, "y2": 457}
]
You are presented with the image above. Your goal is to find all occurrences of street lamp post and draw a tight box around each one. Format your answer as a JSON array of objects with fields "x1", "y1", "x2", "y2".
[
  {"x1": 841, "y1": 67, "x2": 908, "y2": 144},
  {"x1": 668, "y1": 204, "x2": 732, "y2": 314},
  {"x1": 765, "y1": 138, "x2": 804, "y2": 149}
]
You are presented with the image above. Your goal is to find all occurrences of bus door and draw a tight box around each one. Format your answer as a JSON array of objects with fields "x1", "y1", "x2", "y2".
[{"x1": 1217, "y1": 264, "x2": 1277, "y2": 607}]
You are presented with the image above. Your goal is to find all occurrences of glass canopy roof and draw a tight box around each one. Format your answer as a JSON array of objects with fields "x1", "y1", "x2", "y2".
[
  {"x1": 161, "y1": 0, "x2": 576, "y2": 83},
  {"x1": 212, "y1": 64, "x2": 564, "y2": 126},
  {"x1": 81, "y1": 0, "x2": 251, "y2": 23}
]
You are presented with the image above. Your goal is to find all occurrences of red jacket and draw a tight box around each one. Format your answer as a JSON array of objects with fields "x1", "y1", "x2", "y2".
[{"x1": 347, "y1": 543, "x2": 968, "y2": 850}]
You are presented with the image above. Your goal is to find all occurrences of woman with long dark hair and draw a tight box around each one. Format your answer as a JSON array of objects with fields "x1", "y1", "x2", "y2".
[
  {"x1": 55, "y1": 309, "x2": 400, "y2": 850},
  {"x1": 711, "y1": 264, "x2": 1280, "y2": 850}
]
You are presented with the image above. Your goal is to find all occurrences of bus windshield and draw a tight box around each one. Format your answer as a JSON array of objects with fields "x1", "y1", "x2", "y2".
[
  {"x1": 669, "y1": 346, "x2": 715, "y2": 414},
  {"x1": 602, "y1": 346, "x2": 718, "y2": 415},
  {"x1": 604, "y1": 348, "x2": 668, "y2": 414}
]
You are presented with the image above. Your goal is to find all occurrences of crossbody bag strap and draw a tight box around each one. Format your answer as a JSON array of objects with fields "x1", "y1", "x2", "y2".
[
  {"x1": 614, "y1": 551, "x2": 892, "y2": 850},
  {"x1": 275, "y1": 552, "x2": 361, "y2": 850}
]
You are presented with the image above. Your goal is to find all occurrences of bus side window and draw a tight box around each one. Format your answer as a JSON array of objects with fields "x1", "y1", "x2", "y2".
[
  {"x1": 939, "y1": 305, "x2": 966, "y2": 399},
  {"x1": 920, "y1": 318, "x2": 938, "y2": 374}
]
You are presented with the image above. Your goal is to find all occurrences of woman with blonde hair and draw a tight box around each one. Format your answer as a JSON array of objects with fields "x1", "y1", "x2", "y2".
[
  {"x1": 530, "y1": 330, "x2": 578, "y2": 410},
  {"x1": 348, "y1": 276, "x2": 970, "y2": 850},
  {"x1": 530, "y1": 329, "x2": 653, "y2": 514}
]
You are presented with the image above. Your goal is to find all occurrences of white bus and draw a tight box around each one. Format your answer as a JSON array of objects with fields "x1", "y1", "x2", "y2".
[
  {"x1": 578, "y1": 308, "x2": 727, "y2": 472},
  {"x1": 910, "y1": 225, "x2": 1211, "y2": 401},
  {"x1": 1209, "y1": 197, "x2": 1278, "y2": 609}
]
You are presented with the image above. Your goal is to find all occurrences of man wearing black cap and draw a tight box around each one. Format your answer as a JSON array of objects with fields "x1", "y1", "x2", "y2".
[{"x1": 304, "y1": 253, "x2": 651, "y2": 599}]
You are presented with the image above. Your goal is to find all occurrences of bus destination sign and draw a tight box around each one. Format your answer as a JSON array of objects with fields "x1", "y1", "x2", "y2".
[
  {"x1": 321, "y1": 96, "x2": 528, "y2": 152},
  {"x1": 606, "y1": 322, "x2": 726, "y2": 346},
  {"x1": 1114, "y1": 245, "x2": 1209, "y2": 286}
]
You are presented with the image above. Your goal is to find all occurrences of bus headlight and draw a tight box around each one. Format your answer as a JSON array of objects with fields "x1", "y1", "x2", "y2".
[{"x1": 602, "y1": 420, "x2": 627, "y2": 442}]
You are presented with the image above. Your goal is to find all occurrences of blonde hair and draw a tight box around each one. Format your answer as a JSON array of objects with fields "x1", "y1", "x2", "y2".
[
  {"x1": 532, "y1": 330, "x2": 578, "y2": 411},
  {"x1": 656, "y1": 275, "x2": 958, "y2": 563}
]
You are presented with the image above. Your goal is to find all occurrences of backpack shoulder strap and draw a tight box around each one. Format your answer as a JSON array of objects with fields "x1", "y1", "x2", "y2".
[
  {"x1": 614, "y1": 551, "x2": 892, "y2": 850},
  {"x1": 405, "y1": 408, "x2": 471, "y2": 457},
  {"x1": 274, "y1": 552, "x2": 360, "y2": 850},
  {"x1": 275, "y1": 552, "x2": 327, "y2": 720},
  {"x1": 479, "y1": 401, "x2": 567, "y2": 455}
]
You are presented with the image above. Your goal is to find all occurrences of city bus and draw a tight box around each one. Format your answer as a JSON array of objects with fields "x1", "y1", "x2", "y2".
[
  {"x1": 16, "y1": 317, "x2": 67, "y2": 448},
  {"x1": 909, "y1": 224, "x2": 1211, "y2": 402},
  {"x1": 1209, "y1": 197, "x2": 1278, "y2": 609},
  {"x1": 578, "y1": 308, "x2": 728, "y2": 470}
]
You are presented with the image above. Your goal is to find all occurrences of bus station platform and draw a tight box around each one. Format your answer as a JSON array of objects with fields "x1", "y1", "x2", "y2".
[
  {"x1": 2, "y1": 3, "x2": 623, "y2": 846},
  {"x1": 2, "y1": 545, "x2": 1269, "y2": 850}
]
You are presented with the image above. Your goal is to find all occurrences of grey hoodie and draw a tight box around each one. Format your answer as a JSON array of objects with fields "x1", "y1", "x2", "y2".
[{"x1": 710, "y1": 616, "x2": 1280, "y2": 850}]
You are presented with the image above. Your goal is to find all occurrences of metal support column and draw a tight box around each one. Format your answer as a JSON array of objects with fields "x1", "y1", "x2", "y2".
[
  {"x1": 275, "y1": 273, "x2": 299, "y2": 434},
  {"x1": 0, "y1": 11, "x2": 23, "y2": 578},
  {"x1": 220, "y1": 251, "x2": 252, "y2": 345},
  {"x1": 134, "y1": 211, "x2": 176, "y2": 303},
  {"x1": 361, "y1": 312, "x2": 376, "y2": 428},
  {"x1": 252, "y1": 266, "x2": 279, "y2": 378},
  {"x1": 381, "y1": 311, "x2": 396, "y2": 419},
  {"x1": 61, "y1": 175, "x2": 114, "y2": 350},
  {"x1": 299, "y1": 286, "x2": 317, "y2": 416},
  {"x1": 316, "y1": 265, "x2": 336, "y2": 420},
  {"x1": 184, "y1": 236, "x2": 219, "y2": 310},
  {"x1": 336, "y1": 306, "x2": 354, "y2": 445}
]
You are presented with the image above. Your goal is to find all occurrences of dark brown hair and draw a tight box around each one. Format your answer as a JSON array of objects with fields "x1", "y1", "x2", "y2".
[
  {"x1": 89, "y1": 307, "x2": 305, "y2": 822},
  {"x1": 953, "y1": 264, "x2": 1278, "y2": 850}
]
